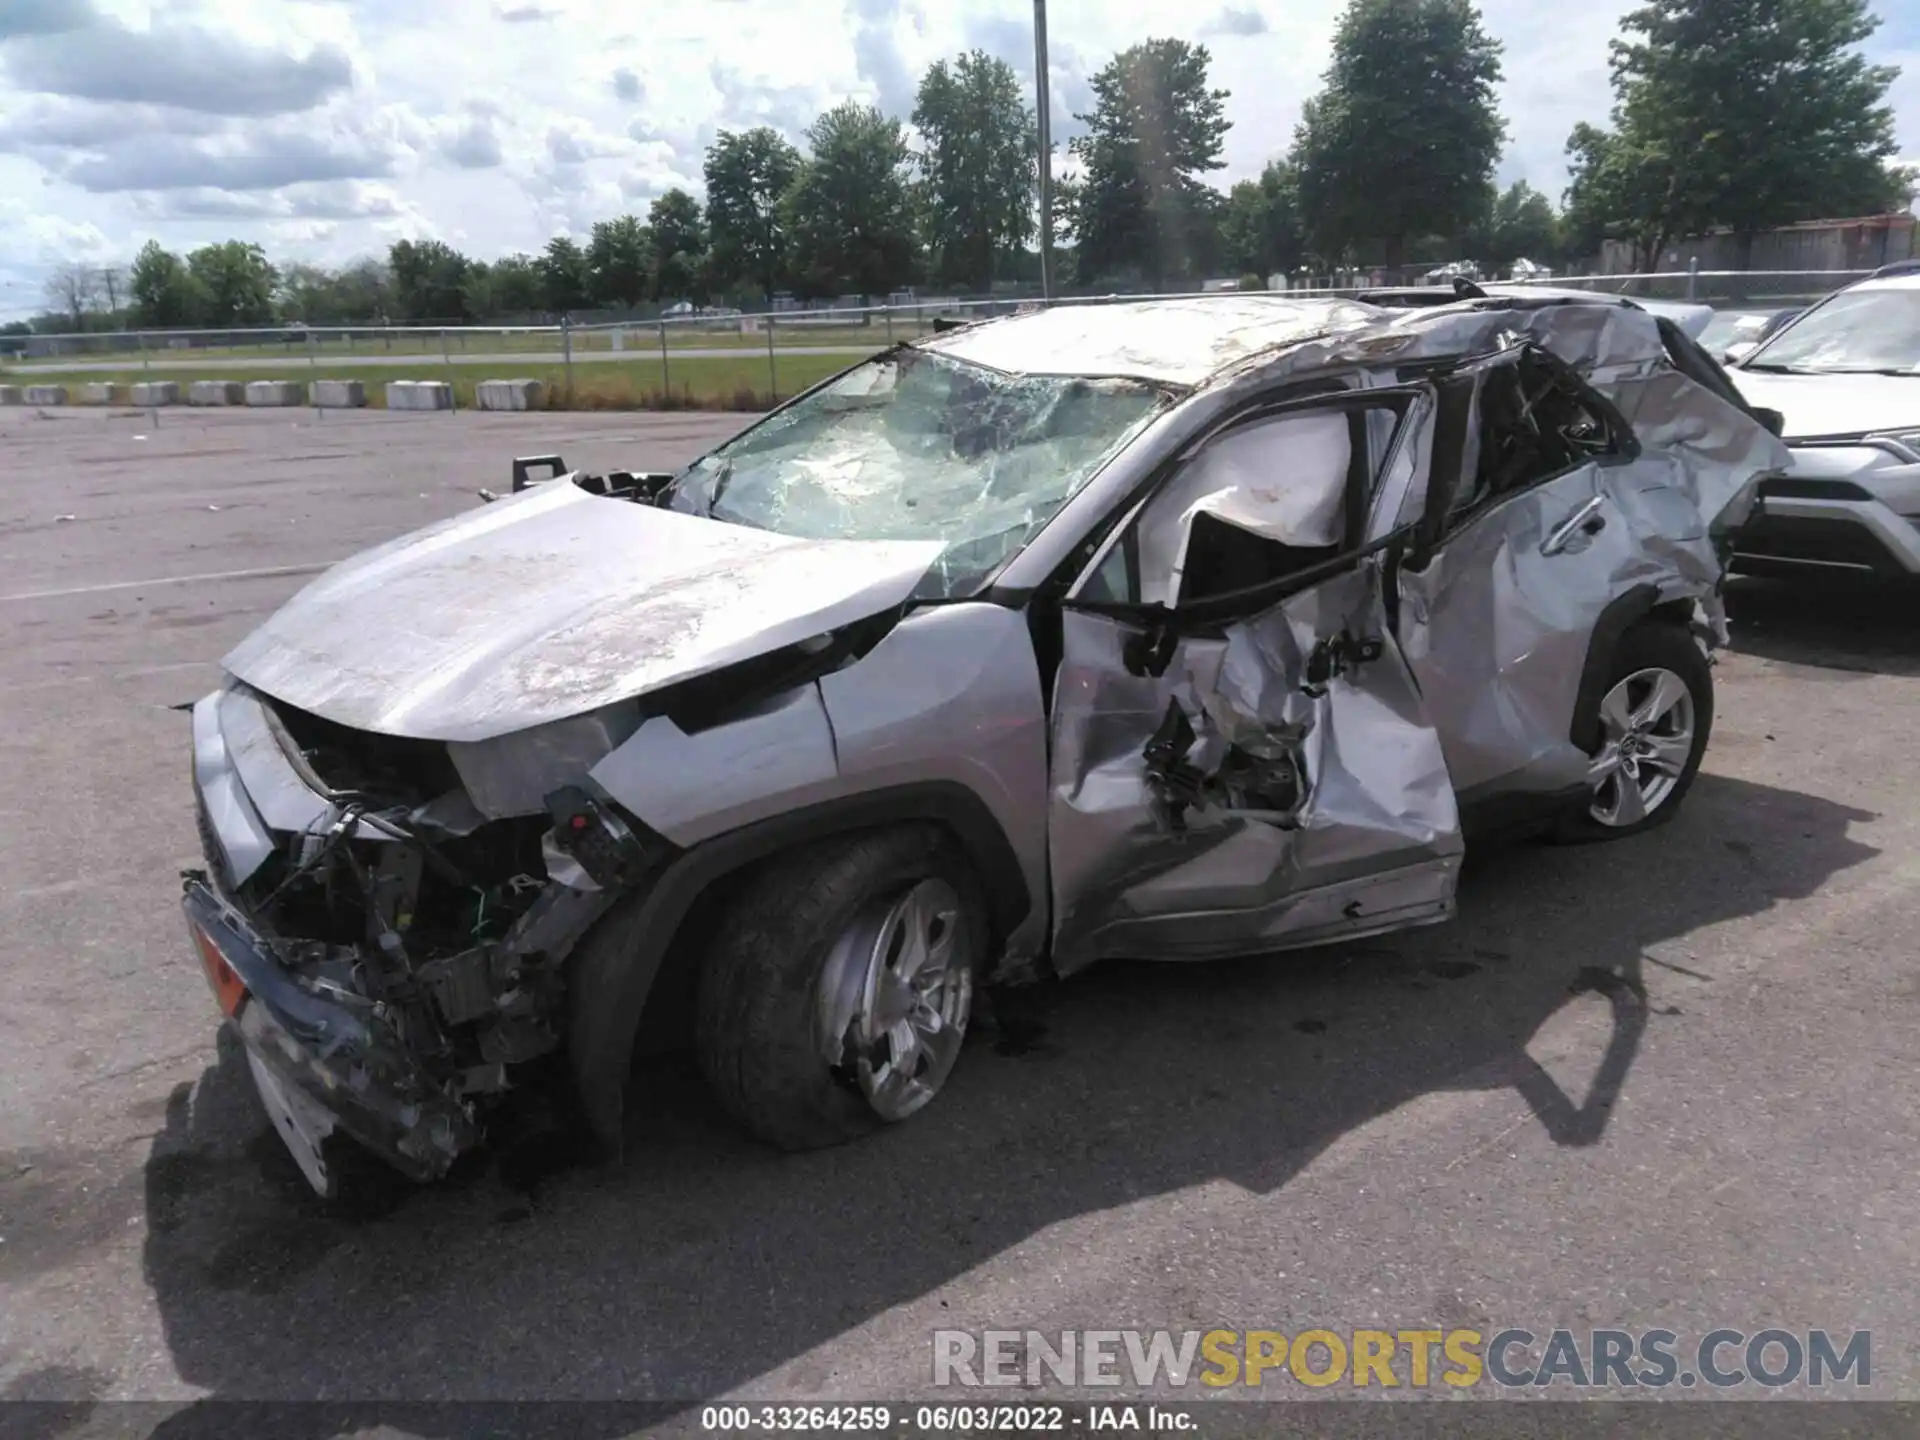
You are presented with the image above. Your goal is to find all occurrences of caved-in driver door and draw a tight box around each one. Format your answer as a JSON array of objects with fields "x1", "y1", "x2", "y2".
[{"x1": 1047, "y1": 392, "x2": 1463, "y2": 975}]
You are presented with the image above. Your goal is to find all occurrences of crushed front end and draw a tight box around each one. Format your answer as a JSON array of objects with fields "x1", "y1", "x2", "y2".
[{"x1": 184, "y1": 681, "x2": 662, "y2": 1195}]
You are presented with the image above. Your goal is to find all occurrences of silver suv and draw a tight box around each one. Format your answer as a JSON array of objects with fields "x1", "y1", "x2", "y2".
[{"x1": 182, "y1": 293, "x2": 1787, "y2": 1195}]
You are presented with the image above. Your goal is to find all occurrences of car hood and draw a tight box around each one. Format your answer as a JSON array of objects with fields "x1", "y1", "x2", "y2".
[
  {"x1": 223, "y1": 479, "x2": 946, "y2": 742},
  {"x1": 1728, "y1": 370, "x2": 1920, "y2": 441}
]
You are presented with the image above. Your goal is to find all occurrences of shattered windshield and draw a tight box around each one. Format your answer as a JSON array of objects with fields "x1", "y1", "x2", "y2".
[
  {"x1": 662, "y1": 348, "x2": 1171, "y2": 597},
  {"x1": 1743, "y1": 290, "x2": 1920, "y2": 375}
]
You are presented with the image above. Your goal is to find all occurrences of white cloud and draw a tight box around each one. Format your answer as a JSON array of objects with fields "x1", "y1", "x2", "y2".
[
  {"x1": 0, "y1": 0, "x2": 1913, "y2": 320},
  {"x1": 439, "y1": 112, "x2": 504, "y2": 169},
  {"x1": 2, "y1": 8, "x2": 355, "y2": 116},
  {"x1": 1202, "y1": 7, "x2": 1269, "y2": 38}
]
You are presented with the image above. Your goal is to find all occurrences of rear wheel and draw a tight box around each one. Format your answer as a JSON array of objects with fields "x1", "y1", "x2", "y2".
[
  {"x1": 695, "y1": 826, "x2": 986, "y2": 1150},
  {"x1": 1556, "y1": 622, "x2": 1713, "y2": 843}
]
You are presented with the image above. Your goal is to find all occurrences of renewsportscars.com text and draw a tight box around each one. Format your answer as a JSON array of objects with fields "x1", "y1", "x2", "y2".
[{"x1": 932, "y1": 1327, "x2": 1871, "y2": 1390}]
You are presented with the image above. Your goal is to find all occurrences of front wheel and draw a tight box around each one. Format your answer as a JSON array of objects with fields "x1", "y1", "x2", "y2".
[
  {"x1": 1555, "y1": 622, "x2": 1714, "y2": 843},
  {"x1": 695, "y1": 826, "x2": 987, "y2": 1150}
]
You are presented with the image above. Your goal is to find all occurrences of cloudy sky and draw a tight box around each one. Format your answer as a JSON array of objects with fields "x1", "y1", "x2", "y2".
[{"x1": 2, "y1": 0, "x2": 1917, "y2": 320}]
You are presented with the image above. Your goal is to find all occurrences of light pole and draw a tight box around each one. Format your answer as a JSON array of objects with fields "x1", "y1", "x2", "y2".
[{"x1": 1033, "y1": 0, "x2": 1054, "y2": 303}]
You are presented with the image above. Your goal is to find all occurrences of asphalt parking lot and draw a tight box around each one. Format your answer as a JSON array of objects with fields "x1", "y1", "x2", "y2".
[{"x1": 2, "y1": 405, "x2": 1918, "y2": 1423}]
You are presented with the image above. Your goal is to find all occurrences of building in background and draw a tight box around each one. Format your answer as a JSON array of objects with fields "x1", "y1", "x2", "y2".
[{"x1": 1601, "y1": 212, "x2": 1916, "y2": 274}]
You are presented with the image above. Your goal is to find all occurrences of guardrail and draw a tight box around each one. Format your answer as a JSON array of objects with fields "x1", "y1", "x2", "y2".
[{"x1": 0, "y1": 268, "x2": 1876, "y2": 415}]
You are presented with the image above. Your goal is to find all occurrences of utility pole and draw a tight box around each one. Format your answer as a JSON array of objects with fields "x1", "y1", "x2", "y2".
[{"x1": 1033, "y1": 0, "x2": 1054, "y2": 303}]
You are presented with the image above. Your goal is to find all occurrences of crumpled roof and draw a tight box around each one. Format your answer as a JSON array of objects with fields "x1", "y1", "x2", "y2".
[
  {"x1": 916, "y1": 291, "x2": 1716, "y2": 389},
  {"x1": 919, "y1": 296, "x2": 1383, "y2": 386}
]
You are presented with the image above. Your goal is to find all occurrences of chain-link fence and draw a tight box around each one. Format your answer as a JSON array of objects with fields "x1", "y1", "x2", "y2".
[{"x1": 0, "y1": 268, "x2": 1879, "y2": 412}]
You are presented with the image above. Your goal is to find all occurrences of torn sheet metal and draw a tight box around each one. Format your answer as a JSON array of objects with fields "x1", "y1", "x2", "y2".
[
  {"x1": 591, "y1": 683, "x2": 842, "y2": 847},
  {"x1": 1397, "y1": 461, "x2": 1639, "y2": 799},
  {"x1": 1392, "y1": 339, "x2": 1785, "y2": 802},
  {"x1": 448, "y1": 703, "x2": 642, "y2": 819},
  {"x1": 1048, "y1": 564, "x2": 1460, "y2": 973},
  {"x1": 921, "y1": 296, "x2": 1383, "y2": 386},
  {"x1": 223, "y1": 477, "x2": 946, "y2": 743},
  {"x1": 1133, "y1": 409, "x2": 1353, "y2": 607},
  {"x1": 192, "y1": 691, "x2": 274, "y2": 887},
  {"x1": 1602, "y1": 366, "x2": 1790, "y2": 536},
  {"x1": 586, "y1": 603, "x2": 1054, "y2": 971},
  {"x1": 186, "y1": 679, "x2": 632, "y2": 1192}
]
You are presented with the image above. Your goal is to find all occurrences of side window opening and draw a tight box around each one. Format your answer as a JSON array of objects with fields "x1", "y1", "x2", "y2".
[
  {"x1": 1449, "y1": 348, "x2": 1624, "y2": 520},
  {"x1": 1090, "y1": 402, "x2": 1399, "y2": 611}
]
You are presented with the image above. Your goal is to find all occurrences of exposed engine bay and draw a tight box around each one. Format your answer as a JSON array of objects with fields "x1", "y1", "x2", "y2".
[{"x1": 186, "y1": 680, "x2": 672, "y2": 1180}]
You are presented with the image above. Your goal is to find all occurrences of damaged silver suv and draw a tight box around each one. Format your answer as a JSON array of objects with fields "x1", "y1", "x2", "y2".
[{"x1": 183, "y1": 293, "x2": 1788, "y2": 1196}]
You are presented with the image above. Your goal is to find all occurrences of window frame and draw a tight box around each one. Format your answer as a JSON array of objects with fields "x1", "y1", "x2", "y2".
[
  {"x1": 1066, "y1": 384, "x2": 1425, "y2": 626},
  {"x1": 1419, "y1": 343, "x2": 1641, "y2": 550}
]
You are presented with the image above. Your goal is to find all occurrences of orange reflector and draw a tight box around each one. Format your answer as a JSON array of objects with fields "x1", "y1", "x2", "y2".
[{"x1": 192, "y1": 925, "x2": 249, "y2": 1017}]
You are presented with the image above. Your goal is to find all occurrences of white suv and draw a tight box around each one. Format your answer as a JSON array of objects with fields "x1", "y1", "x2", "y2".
[{"x1": 1728, "y1": 264, "x2": 1920, "y2": 578}]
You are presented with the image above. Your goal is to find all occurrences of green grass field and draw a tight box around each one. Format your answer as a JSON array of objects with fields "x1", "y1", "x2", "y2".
[{"x1": 1, "y1": 352, "x2": 861, "y2": 411}]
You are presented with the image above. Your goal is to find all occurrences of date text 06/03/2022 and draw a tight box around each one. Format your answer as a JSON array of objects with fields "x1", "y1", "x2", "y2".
[{"x1": 699, "y1": 1405, "x2": 1197, "y2": 1433}]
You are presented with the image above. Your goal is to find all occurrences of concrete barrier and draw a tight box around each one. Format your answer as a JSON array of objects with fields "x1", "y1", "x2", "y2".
[
  {"x1": 386, "y1": 380, "x2": 453, "y2": 411},
  {"x1": 476, "y1": 378, "x2": 544, "y2": 412},
  {"x1": 0, "y1": 385, "x2": 21, "y2": 405},
  {"x1": 131, "y1": 381, "x2": 180, "y2": 406},
  {"x1": 311, "y1": 379, "x2": 366, "y2": 409},
  {"x1": 78, "y1": 382, "x2": 120, "y2": 405},
  {"x1": 246, "y1": 380, "x2": 304, "y2": 407},
  {"x1": 25, "y1": 385, "x2": 68, "y2": 405},
  {"x1": 189, "y1": 380, "x2": 244, "y2": 406}
]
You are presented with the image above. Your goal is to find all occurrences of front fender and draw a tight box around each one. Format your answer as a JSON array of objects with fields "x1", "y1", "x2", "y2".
[{"x1": 566, "y1": 780, "x2": 1036, "y2": 1157}]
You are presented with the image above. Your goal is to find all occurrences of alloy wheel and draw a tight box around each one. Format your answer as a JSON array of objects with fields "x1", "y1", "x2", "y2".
[
  {"x1": 815, "y1": 877, "x2": 973, "y2": 1122},
  {"x1": 1586, "y1": 666, "x2": 1697, "y2": 827}
]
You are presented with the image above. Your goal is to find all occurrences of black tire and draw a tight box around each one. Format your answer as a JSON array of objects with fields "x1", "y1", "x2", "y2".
[
  {"x1": 694, "y1": 825, "x2": 988, "y2": 1151},
  {"x1": 1554, "y1": 620, "x2": 1714, "y2": 844}
]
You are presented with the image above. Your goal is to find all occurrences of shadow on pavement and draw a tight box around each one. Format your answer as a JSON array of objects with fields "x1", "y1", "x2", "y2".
[
  {"x1": 1725, "y1": 572, "x2": 1920, "y2": 678},
  {"x1": 124, "y1": 760, "x2": 1879, "y2": 1433}
]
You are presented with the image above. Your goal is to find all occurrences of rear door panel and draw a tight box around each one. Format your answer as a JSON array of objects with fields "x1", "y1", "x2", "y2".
[
  {"x1": 1394, "y1": 348, "x2": 1659, "y2": 808},
  {"x1": 1396, "y1": 460, "x2": 1643, "y2": 801}
]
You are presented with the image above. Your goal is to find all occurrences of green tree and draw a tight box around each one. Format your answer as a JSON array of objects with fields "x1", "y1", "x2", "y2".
[
  {"x1": 704, "y1": 127, "x2": 803, "y2": 300},
  {"x1": 1292, "y1": 0, "x2": 1505, "y2": 269},
  {"x1": 461, "y1": 260, "x2": 496, "y2": 320},
  {"x1": 129, "y1": 241, "x2": 206, "y2": 328},
  {"x1": 1220, "y1": 160, "x2": 1306, "y2": 278},
  {"x1": 187, "y1": 241, "x2": 276, "y2": 326},
  {"x1": 1562, "y1": 119, "x2": 1686, "y2": 270},
  {"x1": 489, "y1": 253, "x2": 545, "y2": 315},
  {"x1": 1069, "y1": 38, "x2": 1232, "y2": 288},
  {"x1": 1581, "y1": 0, "x2": 1904, "y2": 266},
  {"x1": 387, "y1": 239, "x2": 472, "y2": 322},
  {"x1": 585, "y1": 215, "x2": 653, "y2": 310},
  {"x1": 275, "y1": 261, "x2": 335, "y2": 322},
  {"x1": 539, "y1": 236, "x2": 591, "y2": 313},
  {"x1": 334, "y1": 259, "x2": 394, "y2": 323},
  {"x1": 783, "y1": 101, "x2": 919, "y2": 298},
  {"x1": 647, "y1": 189, "x2": 707, "y2": 301},
  {"x1": 1485, "y1": 179, "x2": 1560, "y2": 265},
  {"x1": 43, "y1": 262, "x2": 101, "y2": 331},
  {"x1": 912, "y1": 50, "x2": 1037, "y2": 290}
]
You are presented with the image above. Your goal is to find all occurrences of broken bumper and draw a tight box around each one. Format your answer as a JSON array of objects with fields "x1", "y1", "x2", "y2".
[{"x1": 182, "y1": 877, "x2": 479, "y2": 1192}]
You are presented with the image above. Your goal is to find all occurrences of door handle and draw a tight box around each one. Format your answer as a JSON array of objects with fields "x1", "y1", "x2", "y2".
[{"x1": 1540, "y1": 495, "x2": 1607, "y2": 556}]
